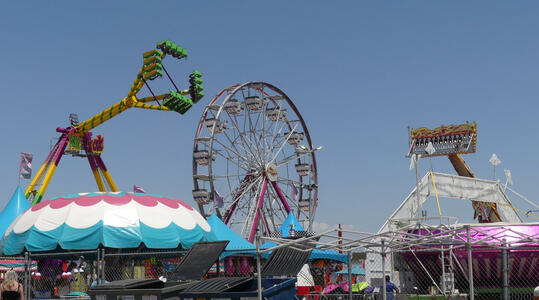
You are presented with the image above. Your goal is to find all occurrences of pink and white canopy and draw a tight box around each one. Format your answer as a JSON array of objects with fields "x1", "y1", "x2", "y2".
[{"x1": 2, "y1": 192, "x2": 214, "y2": 255}]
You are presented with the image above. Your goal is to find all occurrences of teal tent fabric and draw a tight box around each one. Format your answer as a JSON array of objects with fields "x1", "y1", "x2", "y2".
[
  {"x1": 206, "y1": 214, "x2": 255, "y2": 256},
  {"x1": 0, "y1": 186, "x2": 30, "y2": 238},
  {"x1": 281, "y1": 211, "x2": 305, "y2": 237},
  {"x1": 336, "y1": 266, "x2": 365, "y2": 275}
]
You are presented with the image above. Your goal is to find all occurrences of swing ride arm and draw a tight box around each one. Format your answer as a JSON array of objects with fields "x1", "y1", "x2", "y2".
[
  {"x1": 25, "y1": 40, "x2": 205, "y2": 205},
  {"x1": 448, "y1": 153, "x2": 502, "y2": 222}
]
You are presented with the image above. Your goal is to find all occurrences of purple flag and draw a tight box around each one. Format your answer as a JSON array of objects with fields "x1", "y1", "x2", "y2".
[
  {"x1": 133, "y1": 185, "x2": 146, "y2": 193},
  {"x1": 19, "y1": 153, "x2": 33, "y2": 179},
  {"x1": 214, "y1": 190, "x2": 224, "y2": 208}
]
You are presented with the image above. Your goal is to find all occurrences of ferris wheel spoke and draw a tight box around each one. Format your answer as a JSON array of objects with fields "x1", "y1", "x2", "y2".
[
  {"x1": 212, "y1": 137, "x2": 251, "y2": 165},
  {"x1": 241, "y1": 177, "x2": 265, "y2": 238},
  {"x1": 213, "y1": 173, "x2": 254, "y2": 179},
  {"x1": 220, "y1": 127, "x2": 253, "y2": 163},
  {"x1": 212, "y1": 149, "x2": 250, "y2": 171},
  {"x1": 257, "y1": 91, "x2": 268, "y2": 158},
  {"x1": 246, "y1": 107, "x2": 269, "y2": 168},
  {"x1": 266, "y1": 119, "x2": 289, "y2": 161},
  {"x1": 248, "y1": 179, "x2": 269, "y2": 242},
  {"x1": 270, "y1": 123, "x2": 299, "y2": 163},
  {"x1": 241, "y1": 89, "x2": 262, "y2": 162},
  {"x1": 223, "y1": 175, "x2": 262, "y2": 224},
  {"x1": 277, "y1": 177, "x2": 305, "y2": 187},
  {"x1": 244, "y1": 96, "x2": 260, "y2": 159},
  {"x1": 274, "y1": 151, "x2": 310, "y2": 167},
  {"x1": 264, "y1": 191, "x2": 281, "y2": 233},
  {"x1": 261, "y1": 114, "x2": 280, "y2": 161},
  {"x1": 234, "y1": 95, "x2": 265, "y2": 163},
  {"x1": 229, "y1": 114, "x2": 263, "y2": 165}
]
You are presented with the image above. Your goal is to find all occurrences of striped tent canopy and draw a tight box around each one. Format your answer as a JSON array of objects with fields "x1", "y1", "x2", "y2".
[
  {"x1": 0, "y1": 259, "x2": 37, "y2": 272},
  {"x1": 1, "y1": 192, "x2": 214, "y2": 255}
]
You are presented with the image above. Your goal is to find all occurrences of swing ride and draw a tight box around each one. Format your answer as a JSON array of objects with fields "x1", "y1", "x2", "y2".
[
  {"x1": 23, "y1": 40, "x2": 204, "y2": 205},
  {"x1": 368, "y1": 121, "x2": 538, "y2": 296},
  {"x1": 408, "y1": 122, "x2": 502, "y2": 223}
]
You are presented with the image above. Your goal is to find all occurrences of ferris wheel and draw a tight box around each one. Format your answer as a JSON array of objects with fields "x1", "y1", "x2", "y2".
[{"x1": 192, "y1": 82, "x2": 319, "y2": 242}]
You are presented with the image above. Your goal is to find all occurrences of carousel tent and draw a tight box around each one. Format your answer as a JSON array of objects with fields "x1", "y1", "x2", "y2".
[
  {"x1": 1, "y1": 192, "x2": 214, "y2": 255},
  {"x1": 0, "y1": 186, "x2": 31, "y2": 238}
]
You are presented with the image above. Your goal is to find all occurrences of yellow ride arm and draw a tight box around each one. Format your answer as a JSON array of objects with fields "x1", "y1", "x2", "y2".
[{"x1": 448, "y1": 153, "x2": 502, "y2": 222}]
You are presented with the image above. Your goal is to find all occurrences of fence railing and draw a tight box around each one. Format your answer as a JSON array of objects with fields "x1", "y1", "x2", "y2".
[{"x1": 1, "y1": 243, "x2": 537, "y2": 299}]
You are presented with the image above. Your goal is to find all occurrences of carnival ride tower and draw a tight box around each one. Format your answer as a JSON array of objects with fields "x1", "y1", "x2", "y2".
[
  {"x1": 407, "y1": 122, "x2": 502, "y2": 223},
  {"x1": 24, "y1": 41, "x2": 205, "y2": 205}
]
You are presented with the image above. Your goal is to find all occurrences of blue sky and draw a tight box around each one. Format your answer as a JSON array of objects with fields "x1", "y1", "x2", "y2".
[{"x1": 1, "y1": 1, "x2": 538, "y2": 233}]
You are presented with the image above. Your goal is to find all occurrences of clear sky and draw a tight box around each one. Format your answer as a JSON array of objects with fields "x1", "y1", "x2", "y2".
[{"x1": 1, "y1": 1, "x2": 538, "y2": 233}]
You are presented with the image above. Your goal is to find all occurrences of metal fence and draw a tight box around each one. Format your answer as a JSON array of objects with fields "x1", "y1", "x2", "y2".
[
  {"x1": 361, "y1": 245, "x2": 539, "y2": 300},
  {"x1": 1, "y1": 249, "x2": 259, "y2": 299},
  {"x1": 1, "y1": 224, "x2": 537, "y2": 300}
]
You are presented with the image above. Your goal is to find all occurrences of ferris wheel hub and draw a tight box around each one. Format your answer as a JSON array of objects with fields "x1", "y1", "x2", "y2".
[{"x1": 265, "y1": 163, "x2": 278, "y2": 182}]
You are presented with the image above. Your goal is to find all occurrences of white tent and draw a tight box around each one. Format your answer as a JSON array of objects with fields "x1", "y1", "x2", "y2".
[
  {"x1": 296, "y1": 264, "x2": 315, "y2": 286},
  {"x1": 378, "y1": 172, "x2": 522, "y2": 233}
]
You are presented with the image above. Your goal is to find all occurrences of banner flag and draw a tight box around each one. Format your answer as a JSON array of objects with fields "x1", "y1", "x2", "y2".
[
  {"x1": 291, "y1": 183, "x2": 298, "y2": 201},
  {"x1": 214, "y1": 190, "x2": 224, "y2": 208},
  {"x1": 133, "y1": 185, "x2": 146, "y2": 193},
  {"x1": 19, "y1": 153, "x2": 33, "y2": 179}
]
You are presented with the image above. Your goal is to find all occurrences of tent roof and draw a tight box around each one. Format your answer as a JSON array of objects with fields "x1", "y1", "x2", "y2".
[
  {"x1": 0, "y1": 186, "x2": 30, "y2": 238},
  {"x1": 207, "y1": 215, "x2": 255, "y2": 251},
  {"x1": 281, "y1": 212, "x2": 305, "y2": 237},
  {"x1": 2, "y1": 192, "x2": 213, "y2": 254}
]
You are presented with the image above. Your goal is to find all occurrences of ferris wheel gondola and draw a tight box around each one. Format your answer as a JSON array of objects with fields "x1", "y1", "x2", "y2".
[{"x1": 192, "y1": 82, "x2": 318, "y2": 242}]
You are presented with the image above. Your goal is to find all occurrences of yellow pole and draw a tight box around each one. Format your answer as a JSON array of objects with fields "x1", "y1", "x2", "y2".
[
  {"x1": 25, "y1": 143, "x2": 63, "y2": 198},
  {"x1": 101, "y1": 170, "x2": 118, "y2": 192},
  {"x1": 34, "y1": 164, "x2": 58, "y2": 204},
  {"x1": 430, "y1": 170, "x2": 442, "y2": 217},
  {"x1": 25, "y1": 159, "x2": 52, "y2": 198},
  {"x1": 92, "y1": 168, "x2": 106, "y2": 192},
  {"x1": 76, "y1": 96, "x2": 138, "y2": 133}
]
